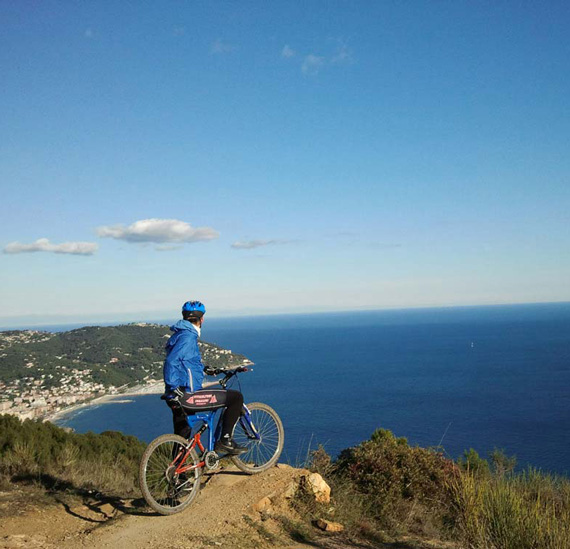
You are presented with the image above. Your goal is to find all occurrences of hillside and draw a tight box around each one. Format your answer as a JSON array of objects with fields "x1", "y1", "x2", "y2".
[
  {"x1": 0, "y1": 463, "x2": 324, "y2": 549},
  {"x1": 0, "y1": 324, "x2": 250, "y2": 420},
  {"x1": 0, "y1": 416, "x2": 350, "y2": 549},
  {"x1": 0, "y1": 416, "x2": 441, "y2": 549},
  {"x1": 1, "y1": 417, "x2": 569, "y2": 548}
]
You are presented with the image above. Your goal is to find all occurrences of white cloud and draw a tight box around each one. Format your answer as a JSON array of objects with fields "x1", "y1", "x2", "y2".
[
  {"x1": 281, "y1": 45, "x2": 295, "y2": 58},
  {"x1": 331, "y1": 43, "x2": 353, "y2": 65},
  {"x1": 3, "y1": 238, "x2": 98, "y2": 256},
  {"x1": 301, "y1": 54, "x2": 325, "y2": 74},
  {"x1": 155, "y1": 244, "x2": 184, "y2": 252},
  {"x1": 231, "y1": 239, "x2": 293, "y2": 250},
  {"x1": 97, "y1": 218, "x2": 219, "y2": 244},
  {"x1": 211, "y1": 39, "x2": 235, "y2": 54},
  {"x1": 296, "y1": 41, "x2": 354, "y2": 74}
]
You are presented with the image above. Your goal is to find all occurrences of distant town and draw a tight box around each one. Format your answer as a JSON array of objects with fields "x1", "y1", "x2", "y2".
[{"x1": 0, "y1": 324, "x2": 251, "y2": 421}]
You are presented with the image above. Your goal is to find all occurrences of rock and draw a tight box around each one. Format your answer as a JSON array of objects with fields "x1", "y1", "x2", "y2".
[
  {"x1": 252, "y1": 496, "x2": 272, "y2": 513},
  {"x1": 276, "y1": 463, "x2": 293, "y2": 470},
  {"x1": 282, "y1": 481, "x2": 298, "y2": 499},
  {"x1": 97, "y1": 502, "x2": 116, "y2": 518},
  {"x1": 301, "y1": 472, "x2": 331, "y2": 503},
  {"x1": 315, "y1": 519, "x2": 344, "y2": 533}
]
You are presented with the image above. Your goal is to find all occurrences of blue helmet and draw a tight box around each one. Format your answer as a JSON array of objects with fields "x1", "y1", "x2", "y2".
[{"x1": 182, "y1": 300, "x2": 206, "y2": 319}]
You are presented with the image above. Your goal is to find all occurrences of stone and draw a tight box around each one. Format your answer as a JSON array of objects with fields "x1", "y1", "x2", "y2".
[
  {"x1": 252, "y1": 496, "x2": 272, "y2": 513},
  {"x1": 97, "y1": 503, "x2": 116, "y2": 518},
  {"x1": 282, "y1": 481, "x2": 298, "y2": 499},
  {"x1": 315, "y1": 519, "x2": 344, "y2": 533},
  {"x1": 301, "y1": 472, "x2": 331, "y2": 503}
]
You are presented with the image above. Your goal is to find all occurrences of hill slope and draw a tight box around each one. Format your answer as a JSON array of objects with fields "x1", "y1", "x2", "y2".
[
  {"x1": 1, "y1": 465, "x2": 432, "y2": 549},
  {"x1": 0, "y1": 324, "x2": 250, "y2": 419}
]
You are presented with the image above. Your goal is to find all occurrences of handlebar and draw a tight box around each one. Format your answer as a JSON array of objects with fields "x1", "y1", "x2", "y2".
[
  {"x1": 203, "y1": 365, "x2": 252, "y2": 389},
  {"x1": 162, "y1": 365, "x2": 252, "y2": 401},
  {"x1": 204, "y1": 365, "x2": 251, "y2": 377}
]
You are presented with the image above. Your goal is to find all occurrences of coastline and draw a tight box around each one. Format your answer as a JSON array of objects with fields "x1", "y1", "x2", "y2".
[{"x1": 45, "y1": 380, "x2": 164, "y2": 424}]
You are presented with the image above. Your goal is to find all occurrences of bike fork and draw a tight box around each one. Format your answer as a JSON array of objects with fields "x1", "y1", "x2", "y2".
[{"x1": 240, "y1": 404, "x2": 261, "y2": 440}]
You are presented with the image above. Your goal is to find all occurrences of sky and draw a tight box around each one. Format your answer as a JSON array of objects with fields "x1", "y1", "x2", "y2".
[{"x1": 1, "y1": 1, "x2": 569, "y2": 326}]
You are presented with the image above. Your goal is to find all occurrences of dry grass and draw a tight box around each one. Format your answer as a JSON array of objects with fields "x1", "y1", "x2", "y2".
[{"x1": 452, "y1": 468, "x2": 570, "y2": 548}]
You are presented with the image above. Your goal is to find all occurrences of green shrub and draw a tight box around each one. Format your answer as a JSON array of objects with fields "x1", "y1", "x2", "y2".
[
  {"x1": 0, "y1": 415, "x2": 146, "y2": 496},
  {"x1": 332, "y1": 428, "x2": 458, "y2": 533},
  {"x1": 458, "y1": 448, "x2": 490, "y2": 477},
  {"x1": 306, "y1": 429, "x2": 570, "y2": 548},
  {"x1": 490, "y1": 447, "x2": 517, "y2": 476}
]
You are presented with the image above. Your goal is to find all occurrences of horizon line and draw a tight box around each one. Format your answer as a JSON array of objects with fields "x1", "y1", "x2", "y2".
[{"x1": 1, "y1": 299, "x2": 570, "y2": 331}]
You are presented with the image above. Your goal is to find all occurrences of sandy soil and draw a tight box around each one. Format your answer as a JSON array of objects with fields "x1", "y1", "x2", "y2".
[
  {"x1": 0, "y1": 465, "x2": 318, "y2": 549},
  {"x1": 0, "y1": 465, "x2": 455, "y2": 549}
]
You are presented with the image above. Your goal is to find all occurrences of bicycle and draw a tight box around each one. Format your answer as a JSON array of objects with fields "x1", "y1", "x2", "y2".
[{"x1": 139, "y1": 366, "x2": 284, "y2": 515}]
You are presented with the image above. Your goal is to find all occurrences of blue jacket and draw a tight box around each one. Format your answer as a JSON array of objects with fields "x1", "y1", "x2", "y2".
[{"x1": 163, "y1": 320, "x2": 205, "y2": 395}]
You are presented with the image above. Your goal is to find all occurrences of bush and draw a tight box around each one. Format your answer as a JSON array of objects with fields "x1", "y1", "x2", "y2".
[
  {"x1": 458, "y1": 448, "x2": 490, "y2": 477},
  {"x1": 301, "y1": 428, "x2": 461, "y2": 541},
  {"x1": 0, "y1": 415, "x2": 146, "y2": 496},
  {"x1": 490, "y1": 447, "x2": 517, "y2": 476},
  {"x1": 335, "y1": 429, "x2": 458, "y2": 523},
  {"x1": 305, "y1": 429, "x2": 570, "y2": 548}
]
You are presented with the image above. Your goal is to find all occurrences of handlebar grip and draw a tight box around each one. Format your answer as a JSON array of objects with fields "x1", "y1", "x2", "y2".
[{"x1": 205, "y1": 365, "x2": 251, "y2": 376}]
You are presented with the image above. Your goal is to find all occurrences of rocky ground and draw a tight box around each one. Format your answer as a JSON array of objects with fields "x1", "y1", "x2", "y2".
[{"x1": 0, "y1": 465, "x2": 455, "y2": 549}]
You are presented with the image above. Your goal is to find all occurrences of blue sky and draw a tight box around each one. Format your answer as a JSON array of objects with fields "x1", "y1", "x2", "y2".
[{"x1": 1, "y1": 1, "x2": 569, "y2": 325}]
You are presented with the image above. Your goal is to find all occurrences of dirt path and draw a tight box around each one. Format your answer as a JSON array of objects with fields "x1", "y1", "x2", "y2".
[
  {"x1": 1, "y1": 467, "x2": 454, "y2": 549},
  {"x1": 1, "y1": 465, "x2": 314, "y2": 549}
]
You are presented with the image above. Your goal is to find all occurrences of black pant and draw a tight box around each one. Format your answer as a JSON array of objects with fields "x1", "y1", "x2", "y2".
[{"x1": 167, "y1": 389, "x2": 244, "y2": 440}]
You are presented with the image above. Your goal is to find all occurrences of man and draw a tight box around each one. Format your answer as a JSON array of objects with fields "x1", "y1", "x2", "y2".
[{"x1": 163, "y1": 300, "x2": 246, "y2": 455}]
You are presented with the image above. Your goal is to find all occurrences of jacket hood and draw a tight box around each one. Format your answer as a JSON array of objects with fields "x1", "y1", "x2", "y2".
[{"x1": 170, "y1": 319, "x2": 197, "y2": 333}]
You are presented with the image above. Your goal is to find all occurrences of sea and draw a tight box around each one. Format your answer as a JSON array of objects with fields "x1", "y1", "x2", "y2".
[{"x1": 36, "y1": 303, "x2": 570, "y2": 475}]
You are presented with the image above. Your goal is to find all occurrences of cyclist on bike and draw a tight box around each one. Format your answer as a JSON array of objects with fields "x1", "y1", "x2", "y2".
[{"x1": 163, "y1": 300, "x2": 247, "y2": 455}]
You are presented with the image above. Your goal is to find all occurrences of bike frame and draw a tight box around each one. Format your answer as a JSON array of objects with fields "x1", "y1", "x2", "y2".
[{"x1": 173, "y1": 403, "x2": 260, "y2": 475}]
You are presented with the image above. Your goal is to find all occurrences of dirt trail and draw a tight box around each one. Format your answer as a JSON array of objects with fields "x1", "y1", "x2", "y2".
[
  {"x1": 1, "y1": 467, "x2": 453, "y2": 549},
  {"x1": 1, "y1": 465, "x2": 314, "y2": 549}
]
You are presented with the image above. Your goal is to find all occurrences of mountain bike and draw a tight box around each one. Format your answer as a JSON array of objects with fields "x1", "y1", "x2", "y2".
[{"x1": 139, "y1": 366, "x2": 284, "y2": 515}]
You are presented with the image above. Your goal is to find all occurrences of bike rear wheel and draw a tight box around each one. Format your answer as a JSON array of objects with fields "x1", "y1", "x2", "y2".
[
  {"x1": 139, "y1": 433, "x2": 201, "y2": 515},
  {"x1": 231, "y1": 402, "x2": 284, "y2": 474}
]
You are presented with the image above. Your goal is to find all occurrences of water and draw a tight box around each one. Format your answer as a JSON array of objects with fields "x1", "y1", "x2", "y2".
[{"x1": 54, "y1": 303, "x2": 570, "y2": 474}]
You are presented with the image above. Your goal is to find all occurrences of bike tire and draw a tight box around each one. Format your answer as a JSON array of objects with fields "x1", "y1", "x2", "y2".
[
  {"x1": 139, "y1": 433, "x2": 202, "y2": 515},
  {"x1": 231, "y1": 402, "x2": 284, "y2": 474}
]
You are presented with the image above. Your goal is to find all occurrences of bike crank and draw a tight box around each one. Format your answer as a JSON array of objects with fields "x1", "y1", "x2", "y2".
[{"x1": 204, "y1": 451, "x2": 220, "y2": 471}]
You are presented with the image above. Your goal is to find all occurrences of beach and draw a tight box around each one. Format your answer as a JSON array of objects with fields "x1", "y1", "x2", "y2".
[{"x1": 45, "y1": 380, "x2": 164, "y2": 423}]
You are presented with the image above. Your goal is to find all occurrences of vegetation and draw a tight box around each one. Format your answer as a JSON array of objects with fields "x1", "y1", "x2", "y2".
[
  {"x1": 303, "y1": 431, "x2": 570, "y2": 548},
  {"x1": 0, "y1": 414, "x2": 145, "y2": 496},
  {"x1": 1, "y1": 411, "x2": 569, "y2": 547},
  {"x1": 452, "y1": 462, "x2": 570, "y2": 548}
]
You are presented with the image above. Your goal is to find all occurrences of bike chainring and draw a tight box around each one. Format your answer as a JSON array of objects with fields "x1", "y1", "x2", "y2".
[{"x1": 204, "y1": 451, "x2": 220, "y2": 471}]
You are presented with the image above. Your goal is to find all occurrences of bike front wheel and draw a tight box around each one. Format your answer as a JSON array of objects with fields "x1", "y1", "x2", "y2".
[
  {"x1": 231, "y1": 402, "x2": 284, "y2": 474},
  {"x1": 139, "y1": 433, "x2": 202, "y2": 515}
]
